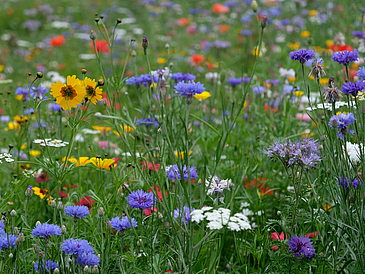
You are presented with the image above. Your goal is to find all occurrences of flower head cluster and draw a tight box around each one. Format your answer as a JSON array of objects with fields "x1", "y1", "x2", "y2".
[
  {"x1": 171, "y1": 73, "x2": 196, "y2": 82},
  {"x1": 167, "y1": 164, "x2": 199, "y2": 181},
  {"x1": 338, "y1": 177, "x2": 362, "y2": 189},
  {"x1": 341, "y1": 80, "x2": 365, "y2": 96},
  {"x1": 290, "y1": 49, "x2": 315, "y2": 64},
  {"x1": 33, "y1": 138, "x2": 69, "y2": 147},
  {"x1": 34, "y1": 260, "x2": 59, "y2": 273},
  {"x1": 288, "y1": 235, "x2": 315, "y2": 258},
  {"x1": 358, "y1": 67, "x2": 365, "y2": 79},
  {"x1": 0, "y1": 233, "x2": 17, "y2": 249},
  {"x1": 191, "y1": 207, "x2": 251, "y2": 231},
  {"x1": 32, "y1": 223, "x2": 61, "y2": 238},
  {"x1": 61, "y1": 238, "x2": 94, "y2": 255},
  {"x1": 64, "y1": 206, "x2": 90, "y2": 219},
  {"x1": 127, "y1": 189, "x2": 154, "y2": 209},
  {"x1": 135, "y1": 118, "x2": 159, "y2": 127},
  {"x1": 125, "y1": 74, "x2": 158, "y2": 88},
  {"x1": 0, "y1": 153, "x2": 14, "y2": 165},
  {"x1": 173, "y1": 206, "x2": 195, "y2": 224},
  {"x1": 332, "y1": 49, "x2": 359, "y2": 66},
  {"x1": 329, "y1": 112, "x2": 356, "y2": 139},
  {"x1": 265, "y1": 138, "x2": 321, "y2": 168},
  {"x1": 111, "y1": 216, "x2": 138, "y2": 230},
  {"x1": 174, "y1": 81, "x2": 205, "y2": 97}
]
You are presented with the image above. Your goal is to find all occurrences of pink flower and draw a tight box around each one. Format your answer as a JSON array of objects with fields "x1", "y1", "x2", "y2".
[
  {"x1": 98, "y1": 141, "x2": 109, "y2": 148},
  {"x1": 305, "y1": 231, "x2": 319, "y2": 238},
  {"x1": 271, "y1": 231, "x2": 286, "y2": 250},
  {"x1": 296, "y1": 113, "x2": 311, "y2": 122}
]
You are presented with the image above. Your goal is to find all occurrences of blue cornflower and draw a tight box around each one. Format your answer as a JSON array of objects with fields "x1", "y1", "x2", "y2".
[
  {"x1": 125, "y1": 74, "x2": 158, "y2": 88},
  {"x1": 253, "y1": 86, "x2": 264, "y2": 94},
  {"x1": 0, "y1": 233, "x2": 17, "y2": 249},
  {"x1": 357, "y1": 67, "x2": 365, "y2": 79},
  {"x1": 167, "y1": 164, "x2": 199, "y2": 180},
  {"x1": 135, "y1": 117, "x2": 159, "y2": 127},
  {"x1": 32, "y1": 122, "x2": 47, "y2": 128},
  {"x1": 76, "y1": 252, "x2": 100, "y2": 267},
  {"x1": 127, "y1": 190, "x2": 154, "y2": 209},
  {"x1": 174, "y1": 81, "x2": 205, "y2": 97},
  {"x1": 341, "y1": 80, "x2": 365, "y2": 96},
  {"x1": 15, "y1": 87, "x2": 30, "y2": 101},
  {"x1": 189, "y1": 8, "x2": 200, "y2": 14},
  {"x1": 61, "y1": 238, "x2": 94, "y2": 255},
  {"x1": 24, "y1": 108, "x2": 34, "y2": 115},
  {"x1": 173, "y1": 206, "x2": 195, "y2": 224},
  {"x1": 352, "y1": 31, "x2": 365, "y2": 39},
  {"x1": 171, "y1": 73, "x2": 196, "y2": 82},
  {"x1": 213, "y1": 40, "x2": 231, "y2": 49},
  {"x1": 111, "y1": 216, "x2": 138, "y2": 230},
  {"x1": 32, "y1": 223, "x2": 61, "y2": 238},
  {"x1": 226, "y1": 77, "x2": 242, "y2": 87},
  {"x1": 0, "y1": 221, "x2": 5, "y2": 234},
  {"x1": 125, "y1": 76, "x2": 139, "y2": 86},
  {"x1": 30, "y1": 86, "x2": 49, "y2": 99},
  {"x1": 329, "y1": 113, "x2": 356, "y2": 139},
  {"x1": 50, "y1": 103, "x2": 62, "y2": 112},
  {"x1": 338, "y1": 177, "x2": 362, "y2": 189},
  {"x1": 280, "y1": 19, "x2": 291, "y2": 25},
  {"x1": 241, "y1": 29, "x2": 252, "y2": 36},
  {"x1": 288, "y1": 235, "x2": 315, "y2": 258},
  {"x1": 34, "y1": 260, "x2": 59, "y2": 273},
  {"x1": 290, "y1": 49, "x2": 315, "y2": 64},
  {"x1": 332, "y1": 49, "x2": 359, "y2": 66},
  {"x1": 64, "y1": 206, "x2": 89, "y2": 219},
  {"x1": 283, "y1": 85, "x2": 294, "y2": 94}
]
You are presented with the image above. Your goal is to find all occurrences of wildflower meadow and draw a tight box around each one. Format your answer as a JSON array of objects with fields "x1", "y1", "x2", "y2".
[{"x1": 1, "y1": 0, "x2": 365, "y2": 273}]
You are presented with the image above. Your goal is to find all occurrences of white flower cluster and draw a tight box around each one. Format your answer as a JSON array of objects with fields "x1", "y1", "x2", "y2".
[
  {"x1": 344, "y1": 142, "x2": 363, "y2": 164},
  {"x1": 191, "y1": 207, "x2": 251, "y2": 231},
  {"x1": 33, "y1": 139, "x2": 69, "y2": 147},
  {"x1": 306, "y1": 101, "x2": 351, "y2": 111},
  {"x1": 0, "y1": 153, "x2": 14, "y2": 165}
]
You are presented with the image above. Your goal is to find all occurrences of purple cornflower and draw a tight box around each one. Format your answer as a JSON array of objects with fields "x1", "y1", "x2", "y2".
[
  {"x1": 64, "y1": 206, "x2": 90, "y2": 219},
  {"x1": 173, "y1": 206, "x2": 195, "y2": 224},
  {"x1": 253, "y1": 86, "x2": 265, "y2": 94},
  {"x1": 242, "y1": 77, "x2": 251, "y2": 83},
  {"x1": 76, "y1": 253, "x2": 100, "y2": 267},
  {"x1": 15, "y1": 87, "x2": 30, "y2": 101},
  {"x1": 30, "y1": 86, "x2": 48, "y2": 99},
  {"x1": 0, "y1": 116, "x2": 10, "y2": 123},
  {"x1": 341, "y1": 80, "x2": 365, "y2": 96},
  {"x1": 332, "y1": 49, "x2": 359, "y2": 66},
  {"x1": 226, "y1": 77, "x2": 242, "y2": 87},
  {"x1": 61, "y1": 238, "x2": 94, "y2": 255},
  {"x1": 338, "y1": 177, "x2": 362, "y2": 189},
  {"x1": 265, "y1": 138, "x2": 321, "y2": 168},
  {"x1": 283, "y1": 85, "x2": 294, "y2": 94},
  {"x1": 290, "y1": 49, "x2": 315, "y2": 64},
  {"x1": 174, "y1": 81, "x2": 205, "y2": 97},
  {"x1": 111, "y1": 216, "x2": 138, "y2": 230},
  {"x1": 50, "y1": 103, "x2": 62, "y2": 112},
  {"x1": 135, "y1": 117, "x2": 159, "y2": 127},
  {"x1": 0, "y1": 221, "x2": 4, "y2": 233},
  {"x1": 32, "y1": 223, "x2": 61, "y2": 238},
  {"x1": 167, "y1": 164, "x2": 199, "y2": 180},
  {"x1": 357, "y1": 67, "x2": 365, "y2": 79},
  {"x1": 329, "y1": 113, "x2": 356, "y2": 139},
  {"x1": 125, "y1": 74, "x2": 158, "y2": 88},
  {"x1": 34, "y1": 260, "x2": 59, "y2": 273},
  {"x1": 127, "y1": 190, "x2": 154, "y2": 209},
  {"x1": 171, "y1": 73, "x2": 196, "y2": 82},
  {"x1": 352, "y1": 31, "x2": 365, "y2": 39},
  {"x1": 288, "y1": 235, "x2": 315, "y2": 258},
  {"x1": 0, "y1": 233, "x2": 17, "y2": 249}
]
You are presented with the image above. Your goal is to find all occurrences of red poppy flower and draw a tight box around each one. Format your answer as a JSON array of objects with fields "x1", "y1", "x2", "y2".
[
  {"x1": 90, "y1": 39, "x2": 110, "y2": 53},
  {"x1": 305, "y1": 231, "x2": 319, "y2": 238},
  {"x1": 59, "y1": 184, "x2": 77, "y2": 198},
  {"x1": 35, "y1": 170, "x2": 50, "y2": 183},
  {"x1": 141, "y1": 161, "x2": 160, "y2": 171},
  {"x1": 271, "y1": 231, "x2": 287, "y2": 250},
  {"x1": 329, "y1": 44, "x2": 353, "y2": 52},
  {"x1": 50, "y1": 35, "x2": 65, "y2": 47},
  {"x1": 143, "y1": 207, "x2": 158, "y2": 216},
  {"x1": 177, "y1": 18, "x2": 189, "y2": 26},
  {"x1": 191, "y1": 54, "x2": 205, "y2": 64},
  {"x1": 166, "y1": 271, "x2": 173, "y2": 274},
  {"x1": 212, "y1": 3, "x2": 229, "y2": 13},
  {"x1": 219, "y1": 25, "x2": 230, "y2": 32},
  {"x1": 76, "y1": 196, "x2": 95, "y2": 210},
  {"x1": 343, "y1": 67, "x2": 357, "y2": 82}
]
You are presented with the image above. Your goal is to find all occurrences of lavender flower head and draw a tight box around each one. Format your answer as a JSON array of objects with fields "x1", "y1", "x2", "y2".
[
  {"x1": 288, "y1": 235, "x2": 315, "y2": 258},
  {"x1": 64, "y1": 206, "x2": 90, "y2": 219},
  {"x1": 32, "y1": 223, "x2": 61, "y2": 238},
  {"x1": 0, "y1": 233, "x2": 17, "y2": 249},
  {"x1": 111, "y1": 216, "x2": 138, "y2": 230},
  {"x1": 34, "y1": 260, "x2": 59, "y2": 273},
  {"x1": 174, "y1": 81, "x2": 205, "y2": 97},
  {"x1": 167, "y1": 164, "x2": 199, "y2": 180},
  {"x1": 341, "y1": 80, "x2": 365, "y2": 96},
  {"x1": 127, "y1": 189, "x2": 154, "y2": 209},
  {"x1": 338, "y1": 177, "x2": 362, "y2": 189},
  {"x1": 332, "y1": 49, "x2": 359, "y2": 66},
  {"x1": 265, "y1": 138, "x2": 321, "y2": 168},
  {"x1": 329, "y1": 112, "x2": 356, "y2": 139},
  {"x1": 173, "y1": 206, "x2": 195, "y2": 224},
  {"x1": 61, "y1": 238, "x2": 94, "y2": 255},
  {"x1": 290, "y1": 49, "x2": 315, "y2": 64},
  {"x1": 226, "y1": 77, "x2": 242, "y2": 87}
]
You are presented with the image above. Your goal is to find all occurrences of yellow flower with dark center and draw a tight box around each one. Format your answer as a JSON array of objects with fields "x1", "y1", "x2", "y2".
[
  {"x1": 33, "y1": 187, "x2": 49, "y2": 199},
  {"x1": 90, "y1": 157, "x2": 116, "y2": 170},
  {"x1": 5, "y1": 122, "x2": 20, "y2": 131},
  {"x1": 29, "y1": 150, "x2": 41, "y2": 157},
  {"x1": 14, "y1": 115, "x2": 28, "y2": 123},
  {"x1": 82, "y1": 77, "x2": 103, "y2": 105},
  {"x1": 294, "y1": 91, "x2": 304, "y2": 97},
  {"x1": 50, "y1": 75, "x2": 86, "y2": 110},
  {"x1": 194, "y1": 92, "x2": 211, "y2": 100}
]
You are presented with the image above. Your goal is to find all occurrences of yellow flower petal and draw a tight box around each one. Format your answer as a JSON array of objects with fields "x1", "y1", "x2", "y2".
[{"x1": 194, "y1": 92, "x2": 211, "y2": 100}]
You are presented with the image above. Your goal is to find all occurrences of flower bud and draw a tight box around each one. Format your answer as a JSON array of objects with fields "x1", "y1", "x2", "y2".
[
  {"x1": 10, "y1": 210, "x2": 16, "y2": 217},
  {"x1": 57, "y1": 201, "x2": 63, "y2": 211},
  {"x1": 33, "y1": 243, "x2": 40, "y2": 253},
  {"x1": 54, "y1": 268, "x2": 60, "y2": 274},
  {"x1": 95, "y1": 18, "x2": 100, "y2": 23},
  {"x1": 25, "y1": 186, "x2": 33, "y2": 197},
  {"x1": 50, "y1": 200, "x2": 56, "y2": 209},
  {"x1": 117, "y1": 18, "x2": 122, "y2": 24},
  {"x1": 84, "y1": 266, "x2": 89, "y2": 273},
  {"x1": 9, "y1": 253, "x2": 13, "y2": 259},
  {"x1": 36, "y1": 72, "x2": 43, "y2": 78},
  {"x1": 14, "y1": 227, "x2": 19, "y2": 236},
  {"x1": 98, "y1": 79, "x2": 105, "y2": 86},
  {"x1": 320, "y1": 135, "x2": 327, "y2": 141},
  {"x1": 251, "y1": 0, "x2": 258, "y2": 12},
  {"x1": 106, "y1": 220, "x2": 112, "y2": 230},
  {"x1": 18, "y1": 232, "x2": 25, "y2": 243},
  {"x1": 81, "y1": 68, "x2": 87, "y2": 75},
  {"x1": 61, "y1": 225, "x2": 66, "y2": 234},
  {"x1": 260, "y1": 15, "x2": 267, "y2": 29},
  {"x1": 131, "y1": 50, "x2": 136, "y2": 57},
  {"x1": 35, "y1": 221, "x2": 41, "y2": 226},
  {"x1": 90, "y1": 30, "x2": 97, "y2": 40},
  {"x1": 92, "y1": 266, "x2": 99, "y2": 273},
  {"x1": 165, "y1": 43, "x2": 169, "y2": 49},
  {"x1": 307, "y1": 36, "x2": 313, "y2": 46},
  {"x1": 38, "y1": 251, "x2": 43, "y2": 258},
  {"x1": 98, "y1": 207, "x2": 104, "y2": 218},
  {"x1": 142, "y1": 36, "x2": 148, "y2": 55}
]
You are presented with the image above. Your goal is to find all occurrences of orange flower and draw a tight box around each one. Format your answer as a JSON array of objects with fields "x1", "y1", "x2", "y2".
[
  {"x1": 212, "y1": 3, "x2": 229, "y2": 13},
  {"x1": 191, "y1": 54, "x2": 205, "y2": 64},
  {"x1": 219, "y1": 25, "x2": 230, "y2": 32},
  {"x1": 90, "y1": 39, "x2": 110, "y2": 53},
  {"x1": 50, "y1": 35, "x2": 65, "y2": 47},
  {"x1": 177, "y1": 18, "x2": 189, "y2": 26}
]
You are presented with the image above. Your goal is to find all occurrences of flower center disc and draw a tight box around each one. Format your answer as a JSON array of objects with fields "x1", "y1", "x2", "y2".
[{"x1": 61, "y1": 85, "x2": 77, "y2": 100}]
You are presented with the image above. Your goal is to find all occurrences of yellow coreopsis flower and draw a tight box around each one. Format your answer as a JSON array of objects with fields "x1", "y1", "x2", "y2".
[
  {"x1": 289, "y1": 42, "x2": 300, "y2": 50},
  {"x1": 33, "y1": 187, "x2": 49, "y2": 199},
  {"x1": 82, "y1": 77, "x2": 103, "y2": 105},
  {"x1": 301, "y1": 31, "x2": 310, "y2": 38},
  {"x1": 194, "y1": 92, "x2": 211, "y2": 100},
  {"x1": 50, "y1": 75, "x2": 86, "y2": 110},
  {"x1": 5, "y1": 122, "x2": 20, "y2": 131},
  {"x1": 29, "y1": 150, "x2": 41, "y2": 157},
  {"x1": 175, "y1": 151, "x2": 192, "y2": 159},
  {"x1": 288, "y1": 77, "x2": 296, "y2": 83},
  {"x1": 294, "y1": 91, "x2": 304, "y2": 97},
  {"x1": 63, "y1": 156, "x2": 91, "y2": 166},
  {"x1": 92, "y1": 126, "x2": 112, "y2": 134},
  {"x1": 90, "y1": 157, "x2": 116, "y2": 170}
]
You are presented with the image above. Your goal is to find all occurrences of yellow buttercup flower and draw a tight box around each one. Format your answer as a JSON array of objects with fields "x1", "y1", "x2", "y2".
[
  {"x1": 325, "y1": 40, "x2": 334, "y2": 47},
  {"x1": 21, "y1": 144, "x2": 27, "y2": 150},
  {"x1": 92, "y1": 126, "x2": 112, "y2": 134},
  {"x1": 5, "y1": 122, "x2": 20, "y2": 131},
  {"x1": 301, "y1": 31, "x2": 310, "y2": 38},
  {"x1": 82, "y1": 77, "x2": 103, "y2": 105},
  {"x1": 294, "y1": 91, "x2": 304, "y2": 97},
  {"x1": 157, "y1": 58, "x2": 167, "y2": 64},
  {"x1": 288, "y1": 77, "x2": 296, "y2": 83},
  {"x1": 309, "y1": 10, "x2": 318, "y2": 17},
  {"x1": 289, "y1": 42, "x2": 300, "y2": 50},
  {"x1": 29, "y1": 150, "x2": 41, "y2": 157},
  {"x1": 175, "y1": 151, "x2": 192, "y2": 159},
  {"x1": 319, "y1": 78, "x2": 329, "y2": 85},
  {"x1": 194, "y1": 92, "x2": 211, "y2": 100},
  {"x1": 13, "y1": 115, "x2": 28, "y2": 123},
  {"x1": 33, "y1": 187, "x2": 49, "y2": 199},
  {"x1": 90, "y1": 157, "x2": 116, "y2": 170},
  {"x1": 50, "y1": 75, "x2": 86, "y2": 110}
]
